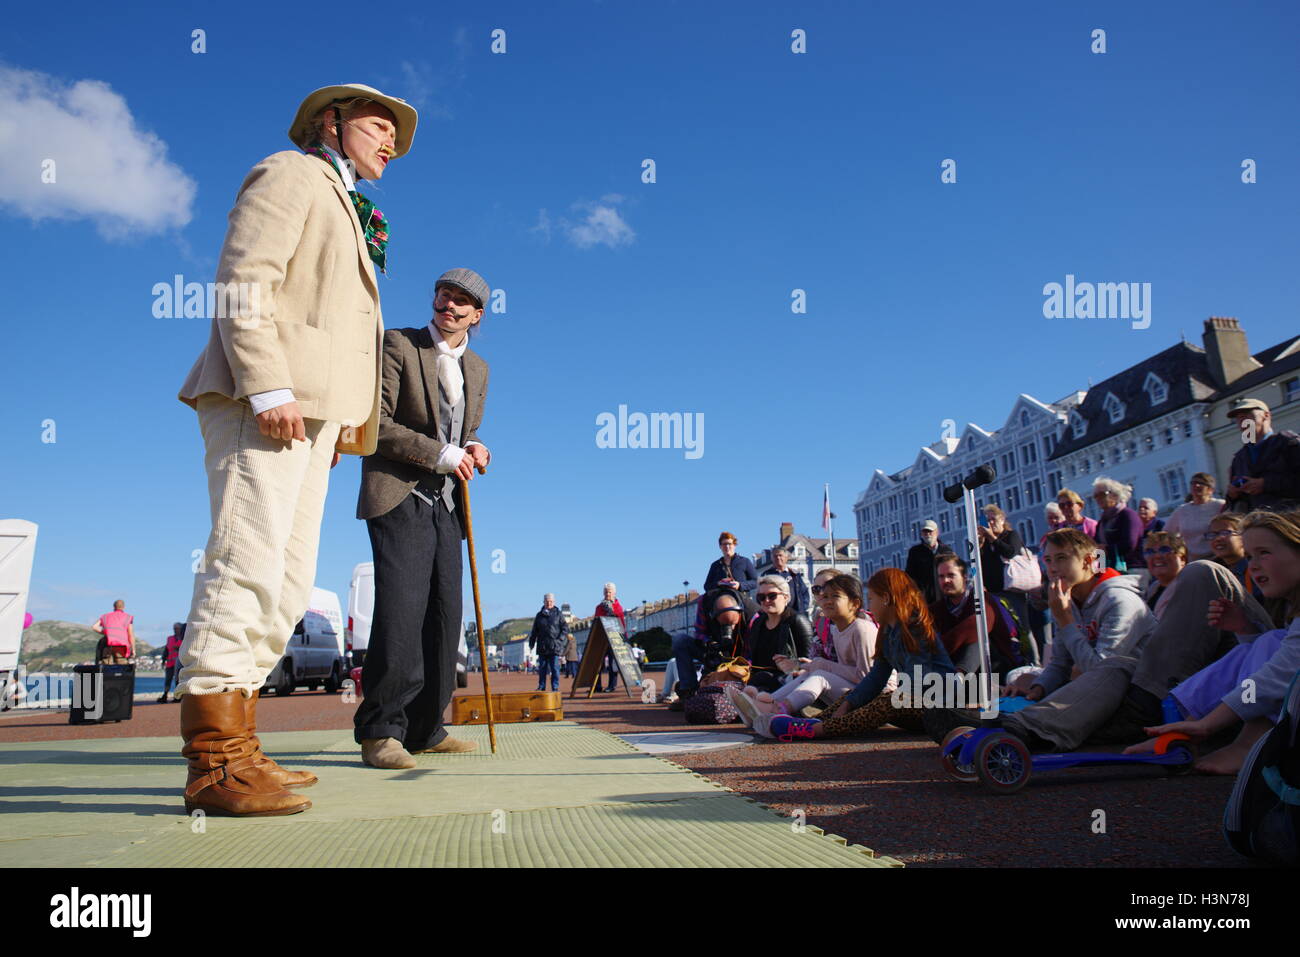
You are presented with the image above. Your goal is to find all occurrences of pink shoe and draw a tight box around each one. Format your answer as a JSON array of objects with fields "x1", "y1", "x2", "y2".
[{"x1": 769, "y1": 715, "x2": 820, "y2": 741}]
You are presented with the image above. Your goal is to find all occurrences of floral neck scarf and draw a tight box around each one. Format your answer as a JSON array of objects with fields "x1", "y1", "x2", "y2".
[{"x1": 304, "y1": 144, "x2": 389, "y2": 275}]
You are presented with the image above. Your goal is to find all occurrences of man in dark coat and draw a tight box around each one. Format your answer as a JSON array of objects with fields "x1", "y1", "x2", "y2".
[
  {"x1": 1224, "y1": 398, "x2": 1300, "y2": 513},
  {"x1": 769, "y1": 547, "x2": 811, "y2": 617},
  {"x1": 528, "y1": 594, "x2": 570, "y2": 692},
  {"x1": 905, "y1": 521, "x2": 954, "y2": 605}
]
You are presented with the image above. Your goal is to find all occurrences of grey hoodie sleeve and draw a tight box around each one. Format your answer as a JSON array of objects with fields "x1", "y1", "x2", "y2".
[
  {"x1": 1037, "y1": 579, "x2": 1152, "y2": 695},
  {"x1": 1224, "y1": 617, "x2": 1300, "y2": 722}
]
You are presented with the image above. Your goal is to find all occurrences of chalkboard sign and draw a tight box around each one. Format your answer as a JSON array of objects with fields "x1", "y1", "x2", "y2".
[{"x1": 570, "y1": 616, "x2": 642, "y2": 699}]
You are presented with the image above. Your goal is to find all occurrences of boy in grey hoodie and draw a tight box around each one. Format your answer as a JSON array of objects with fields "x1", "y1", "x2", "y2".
[{"x1": 1021, "y1": 529, "x2": 1156, "y2": 700}]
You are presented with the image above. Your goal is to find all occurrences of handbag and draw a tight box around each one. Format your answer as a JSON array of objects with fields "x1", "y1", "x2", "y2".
[
  {"x1": 1002, "y1": 547, "x2": 1043, "y2": 593},
  {"x1": 701, "y1": 656, "x2": 751, "y2": 687}
]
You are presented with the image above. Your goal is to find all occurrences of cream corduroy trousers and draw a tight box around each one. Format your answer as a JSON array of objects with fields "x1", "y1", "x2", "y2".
[{"x1": 177, "y1": 393, "x2": 340, "y2": 697}]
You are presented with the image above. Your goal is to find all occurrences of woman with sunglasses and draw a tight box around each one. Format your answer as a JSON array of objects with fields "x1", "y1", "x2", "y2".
[
  {"x1": 1141, "y1": 531, "x2": 1188, "y2": 618},
  {"x1": 1056, "y1": 489, "x2": 1099, "y2": 542},
  {"x1": 743, "y1": 576, "x2": 812, "y2": 693}
]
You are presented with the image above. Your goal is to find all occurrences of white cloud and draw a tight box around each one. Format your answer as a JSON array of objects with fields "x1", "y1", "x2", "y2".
[
  {"x1": 0, "y1": 64, "x2": 196, "y2": 239},
  {"x1": 529, "y1": 195, "x2": 636, "y2": 250}
]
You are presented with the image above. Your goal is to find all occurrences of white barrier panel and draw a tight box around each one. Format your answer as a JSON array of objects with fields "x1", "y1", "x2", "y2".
[{"x1": 0, "y1": 520, "x2": 39, "y2": 674}]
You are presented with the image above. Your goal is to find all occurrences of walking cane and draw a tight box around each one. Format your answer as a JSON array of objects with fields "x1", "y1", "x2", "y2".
[{"x1": 460, "y1": 468, "x2": 497, "y2": 754}]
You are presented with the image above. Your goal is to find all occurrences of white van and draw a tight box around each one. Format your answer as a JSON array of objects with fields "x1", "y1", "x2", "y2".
[
  {"x1": 347, "y1": 562, "x2": 468, "y2": 687},
  {"x1": 264, "y1": 587, "x2": 347, "y2": 695},
  {"x1": 346, "y1": 562, "x2": 374, "y2": 668}
]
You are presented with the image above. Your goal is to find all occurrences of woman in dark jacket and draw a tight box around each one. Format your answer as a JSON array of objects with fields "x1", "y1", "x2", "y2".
[
  {"x1": 746, "y1": 576, "x2": 812, "y2": 692},
  {"x1": 977, "y1": 505, "x2": 1025, "y2": 594},
  {"x1": 704, "y1": 531, "x2": 759, "y2": 595},
  {"x1": 1093, "y1": 477, "x2": 1143, "y2": 571}
]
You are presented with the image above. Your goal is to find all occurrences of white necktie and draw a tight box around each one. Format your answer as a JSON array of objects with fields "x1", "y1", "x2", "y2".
[{"x1": 433, "y1": 331, "x2": 466, "y2": 406}]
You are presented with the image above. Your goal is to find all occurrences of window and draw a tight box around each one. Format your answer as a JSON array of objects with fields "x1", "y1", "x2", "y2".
[
  {"x1": 1025, "y1": 478, "x2": 1043, "y2": 505},
  {"x1": 939, "y1": 511, "x2": 950, "y2": 532},
  {"x1": 1005, "y1": 486, "x2": 1021, "y2": 511},
  {"x1": 847, "y1": 543, "x2": 857, "y2": 558},
  {"x1": 1144, "y1": 434, "x2": 1154, "y2": 451},
  {"x1": 1049, "y1": 470, "x2": 1062, "y2": 492},
  {"x1": 1020, "y1": 442, "x2": 1038, "y2": 466},
  {"x1": 908, "y1": 492, "x2": 919, "y2": 510},
  {"x1": 1070, "y1": 410, "x2": 1088, "y2": 439},
  {"x1": 1183, "y1": 420, "x2": 1193, "y2": 438},
  {"x1": 1284, "y1": 377, "x2": 1300, "y2": 404},
  {"x1": 1081, "y1": 458, "x2": 1090, "y2": 473},
  {"x1": 890, "y1": 522, "x2": 900, "y2": 540},
  {"x1": 922, "y1": 487, "x2": 932, "y2": 504},
  {"x1": 1126, "y1": 440, "x2": 1138, "y2": 458},
  {"x1": 1103, "y1": 392, "x2": 1125, "y2": 424},
  {"x1": 1001, "y1": 452, "x2": 1016, "y2": 475},
  {"x1": 921, "y1": 459, "x2": 929, "y2": 472},
  {"x1": 1043, "y1": 434, "x2": 1055, "y2": 457},
  {"x1": 1163, "y1": 428, "x2": 1175, "y2": 445},
  {"x1": 1158, "y1": 466, "x2": 1188, "y2": 503},
  {"x1": 1020, "y1": 410, "x2": 1030, "y2": 427},
  {"x1": 1097, "y1": 452, "x2": 1106, "y2": 468},
  {"x1": 1143, "y1": 372, "x2": 1168, "y2": 406}
]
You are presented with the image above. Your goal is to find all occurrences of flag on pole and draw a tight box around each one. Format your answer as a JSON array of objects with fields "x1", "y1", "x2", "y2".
[{"x1": 822, "y1": 485, "x2": 831, "y2": 530}]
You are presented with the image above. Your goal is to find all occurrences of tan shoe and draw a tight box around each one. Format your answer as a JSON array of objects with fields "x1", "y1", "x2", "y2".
[
  {"x1": 180, "y1": 692, "x2": 312, "y2": 817},
  {"x1": 361, "y1": 737, "x2": 417, "y2": 769},
  {"x1": 244, "y1": 690, "x2": 317, "y2": 788},
  {"x1": 411, "y1": 736, "x2": 478, "y2": 754}
]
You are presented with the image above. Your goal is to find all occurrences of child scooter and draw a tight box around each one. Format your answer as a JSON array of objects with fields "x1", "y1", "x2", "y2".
[{"x1": 939, "y1": 724, "x2": 1195, "y2": 794}]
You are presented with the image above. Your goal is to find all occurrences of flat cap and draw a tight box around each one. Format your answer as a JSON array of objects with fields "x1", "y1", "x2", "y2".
[
  {"x1": 1226, "y1": 397, "x2": 1269, "y2": 418},
  {"x1": 436, "y1": 268, "x2": 490, "y2": 309}
]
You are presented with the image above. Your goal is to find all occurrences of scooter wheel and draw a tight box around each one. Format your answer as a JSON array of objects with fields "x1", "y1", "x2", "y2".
[
  {"x1": 975, "y1": 732, "x2": 1032, "y2": 794},
  {"x1": 940, "y1": 726, "x2": 978, "y2": 782},
  {"x1": 1161, "y1": 742, "x2": 1198, "y2": 776}
]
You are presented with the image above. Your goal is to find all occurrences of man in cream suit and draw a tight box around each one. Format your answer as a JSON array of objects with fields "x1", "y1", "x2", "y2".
[
  {"x1": 353, "y1": 268, "x2": 491, "y2": 768},
  {"x1": 175, "y1": 84, "x2": 417, "y2": 816}
]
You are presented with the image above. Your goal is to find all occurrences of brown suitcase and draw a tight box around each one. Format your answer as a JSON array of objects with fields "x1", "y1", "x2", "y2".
[{"x1": 450, "y1": 691, "x2": 563, "y2": 724}]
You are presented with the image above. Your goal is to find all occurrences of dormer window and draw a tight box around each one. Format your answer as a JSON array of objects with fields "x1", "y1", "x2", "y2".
[
  {"x1": 1143, "y1": 372, "x2": 1168, "y2": 406},
  {"x1": 1020, "y1": 410, "x2": 1030, "y2": 427},
  {"x1": 1070, "y1": 410, "x2": 1088, "y2": 439},
  {"x1": 793, "y1": 544, "x2": 805, "y2": 559},
  {"x1": 1103, "y1": 392, "x2": 1125, "y2": 425}
]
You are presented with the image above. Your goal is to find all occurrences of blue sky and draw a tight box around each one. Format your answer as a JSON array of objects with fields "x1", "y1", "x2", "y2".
[{"x1": 2, "y1": 0, "x2": 1298, "y2": 644}]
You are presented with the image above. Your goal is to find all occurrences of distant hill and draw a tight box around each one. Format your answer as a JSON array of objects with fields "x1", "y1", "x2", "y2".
[
  {"x1": 482, "y1": 617, "x2": 534, "y2": 647},
  {"x1": 18, "y1": 620, "x2": 156, "y2": 672}
]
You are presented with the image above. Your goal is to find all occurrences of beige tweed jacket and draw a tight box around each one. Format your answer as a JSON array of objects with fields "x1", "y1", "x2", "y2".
[{"x1": 178, "y1": 150, "x2": 383, "y2": 454}]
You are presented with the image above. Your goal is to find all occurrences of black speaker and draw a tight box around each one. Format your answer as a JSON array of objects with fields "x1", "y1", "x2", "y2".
[{"x1": 69, "y1": 664, "x2": 135, "y2": 724}]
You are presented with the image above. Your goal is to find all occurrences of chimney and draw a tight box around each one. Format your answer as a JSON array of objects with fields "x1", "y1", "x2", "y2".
[
  {"x1": 1202, "y1": 317, "x2": 1261, "y2": 388},
  {"x1": 779, "y1": 522, "x2": 794, "y2": 542}
]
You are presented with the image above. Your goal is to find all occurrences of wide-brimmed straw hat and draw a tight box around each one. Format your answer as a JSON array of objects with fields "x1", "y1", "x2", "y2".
[{"x1": 288, "y1": 83, "x2": 418, "y2": 157}]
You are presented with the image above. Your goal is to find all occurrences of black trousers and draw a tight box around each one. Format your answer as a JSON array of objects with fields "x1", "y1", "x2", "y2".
[{"x1": 353, "y1": 490, "x2": 463, "y2": 750}]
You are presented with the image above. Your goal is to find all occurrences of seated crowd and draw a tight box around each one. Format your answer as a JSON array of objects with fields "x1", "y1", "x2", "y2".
[{"x1": 664, "y1": 505, "x2": 1300, "y2": 782}]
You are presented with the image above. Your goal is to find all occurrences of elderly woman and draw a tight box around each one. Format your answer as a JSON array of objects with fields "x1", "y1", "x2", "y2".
[
  {"x1": 743, "y1": 575, "x2": 813, "y2": 692},
  {"x1": 1141, "y1": 531, "x2": 1188, "y2": 618},
  {"x1": 1165, "y1": 473, "x2": 1227, "y2": 562},
  {"x1": 1093, "y1": 477, "x2": 1143, "y2": 571},
  {"x1": 1056, "y1": 489, "x2": 1099, "y2": 541}
]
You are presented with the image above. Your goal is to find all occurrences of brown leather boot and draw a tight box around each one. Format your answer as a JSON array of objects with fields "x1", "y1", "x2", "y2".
[
  {"x1": 245, "y1": 690, "x2": 317, "y2": 788},
  {"x1": 180, "y1": 691, "x2": 311, "y2": 816}
]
